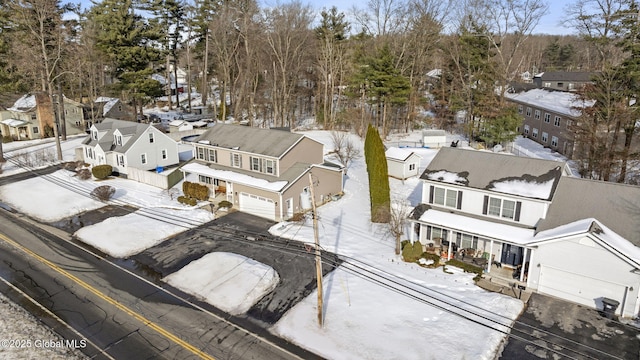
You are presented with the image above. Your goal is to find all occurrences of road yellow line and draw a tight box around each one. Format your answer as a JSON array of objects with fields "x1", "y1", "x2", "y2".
[{"x1": 0, "y1": 232, "x2": 215, "y2": 360}]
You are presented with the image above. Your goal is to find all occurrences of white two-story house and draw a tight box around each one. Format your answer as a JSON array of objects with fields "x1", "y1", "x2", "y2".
[
  {"x1": 81, "y1": 118, "x2": 179, "y2": 175},
  {"x1": 180, "y1": 124, "x2": 344, "y2": 221},
  {"x1": 410, "y1": 147, "x2": 640, "y2": 318}
]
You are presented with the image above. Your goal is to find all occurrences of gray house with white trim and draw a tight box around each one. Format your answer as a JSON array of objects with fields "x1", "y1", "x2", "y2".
[{"x1": 410, "y1": 147, "x2": 640, "y2": 317}]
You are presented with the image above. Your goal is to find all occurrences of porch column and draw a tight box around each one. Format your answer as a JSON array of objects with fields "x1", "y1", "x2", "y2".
[
  {"x1": 487, "y1": 239, "x2": 494, "y2": 274},
  {"x1": 409, "y1": 221, "x2": 415, "y2": 243},
  {"x1": 447, "y1": 230, "x2": 453, "y2": 260},
  {"x1": 519, "y1": 248, "x2": 529, "y2": 282}
]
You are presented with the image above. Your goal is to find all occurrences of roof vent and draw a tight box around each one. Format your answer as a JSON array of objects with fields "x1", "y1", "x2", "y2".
[{"x1": 198, "y1": 140, "x2": 210, "y2": 145}]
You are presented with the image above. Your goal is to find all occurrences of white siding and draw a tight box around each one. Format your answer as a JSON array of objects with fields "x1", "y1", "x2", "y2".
[
  {"x1": 421, "y1": 181, "x2": 548, "y2": 227},
  {"x1": 125, "y1": 127, "x2": 179, "y2": 174},
  {"x1": 528, "y1": 235, "x2": 640, "y2": 317},
  {"x1": 387, "y1": 160, "x2": 406, "y2": 179}
]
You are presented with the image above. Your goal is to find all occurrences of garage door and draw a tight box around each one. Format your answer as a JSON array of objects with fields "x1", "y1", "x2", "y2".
[
  {"x1": 539, "y1": 265, "x2": 627, "y2": 315},
  {"x1": 239, "y1": 192, "x2": 275, "y2": 220}
]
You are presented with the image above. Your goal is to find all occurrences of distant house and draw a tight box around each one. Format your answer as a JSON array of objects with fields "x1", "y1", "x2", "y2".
[
  {"x1": 505, "y1": 88, "x2": 594, "y2": 158},
  {"x1": 168, "y1": 120, "x2": 193, "y2": 133},
  {"x1": 410, "y1": 148, "x2": 640, "y2": 318},
  {"x1": 532, "y1": 71, "x2": 595, "y2": 92},
  {"x1": 385, "y1": 147, "x2": 421, "y2": 180},
  {"x1": 94, "y1": 97, "x2": 133, "y2": 121},
  {"x1": 80, "y1": 118, "x2": 179, "y2": 175},
  {"x1": 0, "y1": 93, "x2": 86, "y2": 141},
  {"x1": 422, "y1": 129, "x2": 447, "y2": 148},
  {"x1": 181, "y1": 124, "x2": 344, "y2": 221}
]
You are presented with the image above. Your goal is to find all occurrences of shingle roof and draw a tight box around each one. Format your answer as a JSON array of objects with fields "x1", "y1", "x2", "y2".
[
  {"x1": 84, "y1": 118, "x2": 150, "y2": 153},
  {"x1": 194, "y1": 124, "x2": 308, "y2": 158},
  {"x1": 537, "y1": 177, "x2": 640, "y2": 246},
  {"x1": 535, "y1": 71, "x2": 596, "y2": 82},
  {"x1": 422, "y1": 148, "x2": 566, "y2": 200}
]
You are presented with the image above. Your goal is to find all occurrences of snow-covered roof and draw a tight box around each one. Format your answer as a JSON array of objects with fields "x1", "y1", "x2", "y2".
[
  {"x1": 169, "y1": 120, "x2": 188, "y2": 127},
  {"x1": 426, "y1": 170, "x2": 468, "y2": 185},
  {"x1": 94, "y1": 97, "x2": 119, "y2": 116},
  {"x1": 532, "y1": 218, "x2": 640, "y2": 266},
  {"x1": 8, "y1": 94, "x2": 36, "y2": 112},
  {"x1": 0, "y1": 118, "x2": 29, "y2": 127},
  {"x1": 422, "y1": 148, "x2": 564, "y2": 200},
  {"x1": 504, "y1": 88, "x2": 595, "y2": 117},
  {"x1": 385, "y1": 147, "x2": 420, "y2": 162},
  {"x1": 419, "y1": 209, "x2": 535, "y2": 245},
  {"x1": 181, "y1": 162, "x2": 288, "y2": 192},
  {"x1": 488, "y1": 178, "x2": 555, "y2": 200}
]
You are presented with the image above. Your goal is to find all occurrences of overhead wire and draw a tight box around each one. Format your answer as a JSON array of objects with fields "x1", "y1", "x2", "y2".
[{"x1": 0, "y1": 142, "x2": 630, "y2": 360}]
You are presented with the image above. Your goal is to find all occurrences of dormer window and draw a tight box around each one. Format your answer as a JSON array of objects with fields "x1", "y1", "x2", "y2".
[
  {"x1": 92, "y1": 130, "x2": 98, "y2": 140},
  {"x1": 114, "y1": 134, "x2": 122, "y2": 145}
]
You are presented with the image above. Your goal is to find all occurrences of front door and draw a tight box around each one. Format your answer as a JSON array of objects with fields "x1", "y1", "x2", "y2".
[
  {"x1": 226, "y1": 183, "x2": 233, "y2": 202},
  {"x1": 286, "y1": 198, "x2": 293, "y2": 218},
  {"x1": 500, "y1": 244, "x2": 523, "y2": 266}
]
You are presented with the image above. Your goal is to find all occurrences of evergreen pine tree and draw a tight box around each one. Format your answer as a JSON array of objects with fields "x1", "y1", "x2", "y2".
[{"x1": 89, "y1": 0, "x2": 163, "y2": 113}]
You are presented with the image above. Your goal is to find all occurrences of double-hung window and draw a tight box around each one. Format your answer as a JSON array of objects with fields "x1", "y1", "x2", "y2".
[
  {"x1": 484, "y1": 196, "x2": 519, "y2": 221},
  {"x1": 430, "y1": 186, "x2": 461, "y2": 209},
  {"x1": 251, "y1": 157, "x2": 261, "y2": 171},
  {"x1": 231, "y1": 153, "x2": 242, "y2": 168}
]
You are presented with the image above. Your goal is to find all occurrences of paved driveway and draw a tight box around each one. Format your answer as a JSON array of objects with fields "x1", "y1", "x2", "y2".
[
  {"x1": 500, "y1": 293, "x2": 640, "y2": 359},
  {"x1": 133, "y1": 211, "x2": 341, "y2": 325}
]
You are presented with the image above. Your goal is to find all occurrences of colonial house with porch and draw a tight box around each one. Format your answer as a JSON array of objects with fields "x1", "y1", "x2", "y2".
[
  {"x1": 409, "y1": 147, "x2": 640, "y2": 318},
  {"x1": 180, "y1": 124, "x2": 344, "y2": 221}
]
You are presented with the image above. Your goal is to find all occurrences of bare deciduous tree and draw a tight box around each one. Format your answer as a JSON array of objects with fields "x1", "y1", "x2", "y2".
[
  {"x1": 262, "y1": 1, "x2": 314, "y2": 127},
  {"x1": 564, "y1": 0, "x2": 626, "y2": 69},
  {"x1": 330, "y1": 130, "x2": 361, "y2": 175},
  {"x1": 387, "y1": 197, "x2": 412, "y2": 254}
]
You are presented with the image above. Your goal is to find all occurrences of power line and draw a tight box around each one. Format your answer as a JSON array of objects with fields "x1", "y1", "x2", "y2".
[{"x1": 0, "y1": 146, "x2": 629, "y2": 360}]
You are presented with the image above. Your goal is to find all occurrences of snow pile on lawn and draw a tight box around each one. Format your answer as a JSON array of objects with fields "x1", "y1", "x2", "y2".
[
  {"x1": 75, "y1": 207, "x2": 212, "y2": 258},
  {"x1": 0, "y1": 136, "x2": 85, "y2": 177},
  {"x1": 0, "y1": 175, "x2": 105, "y2": 222},
  {"x1": 163, "y1": 252, "x2": 279, "y2": 315}
]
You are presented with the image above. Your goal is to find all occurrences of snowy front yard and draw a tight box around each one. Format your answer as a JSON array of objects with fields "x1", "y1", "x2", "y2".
[{"x1": 0, "y1": 131, "x2": 524, "y2": 360}]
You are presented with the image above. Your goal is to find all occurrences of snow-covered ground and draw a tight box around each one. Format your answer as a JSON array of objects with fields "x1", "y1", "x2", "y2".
[{"x1": 0, "y1": 128, "x2": 570, "y2": 359}]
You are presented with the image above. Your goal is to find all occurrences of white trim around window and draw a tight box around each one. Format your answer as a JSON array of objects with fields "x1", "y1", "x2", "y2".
[{"x1": 483, "y1": 195, "x2": 521, "y2": 221}]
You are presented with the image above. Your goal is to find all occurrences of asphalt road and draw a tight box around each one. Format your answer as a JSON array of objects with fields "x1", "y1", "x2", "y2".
[
  {"x1": 500, "y1": 293, "x2": 640, "y2": 360},
  {"x1": 0, "y1": 209, "x2": 315, "y2": 359}
]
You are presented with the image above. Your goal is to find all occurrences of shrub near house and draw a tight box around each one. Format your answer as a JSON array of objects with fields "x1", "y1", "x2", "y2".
[{"x1": 92, "y1": 165, "x2": 113, "y2": 179}]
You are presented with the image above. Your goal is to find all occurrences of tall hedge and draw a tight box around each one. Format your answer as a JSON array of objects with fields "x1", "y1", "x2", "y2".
[{"x1": 364, "y1": 124, "x2": 390, "y2": 222}]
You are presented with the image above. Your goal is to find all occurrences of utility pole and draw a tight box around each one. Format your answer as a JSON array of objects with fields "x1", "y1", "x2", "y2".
[{"x1": 308, "y1": 173, "x2": 323, "y2": 327}]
